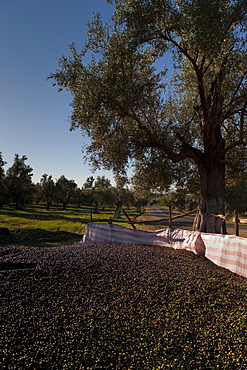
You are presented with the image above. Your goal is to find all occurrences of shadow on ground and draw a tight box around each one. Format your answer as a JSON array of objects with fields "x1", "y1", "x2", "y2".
[{"x1": 0, "y1": 228, "x2": 81, "y2": 248}]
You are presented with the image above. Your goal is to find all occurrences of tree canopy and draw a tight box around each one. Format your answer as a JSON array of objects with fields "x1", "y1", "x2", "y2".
[
  {"x1": 5, "y1": 154, "x2": 34, "y2": 210},
  {"x1": 55, "y1": 175, "x2": 77, "y2": 210},
  {"x1": 49, "y1": 0, "x2": 247, "y2": 233},
  {"x1": 0, "y1": 152, "x2": 8, "y2": 209}
]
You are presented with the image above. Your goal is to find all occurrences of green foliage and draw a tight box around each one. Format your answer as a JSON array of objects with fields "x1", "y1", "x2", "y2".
[
  {"x1": 49, "y1": 22, "x2": 167, "y2": 174},
  {"x1": 39, "y1": 174, "x2": 55, "y2": 210},
  {"x1": 93, "y1": 176, "x2": 117, "y2": 207},
  {"x1": 226, "y1": 182, "x2": 247, "y2": 215},
  {"x1": 0, "y1": 152, "x2": 5, "y2": 179},
  {"x1": 94, "y1": 187, "x2": 117, "y2": 208},
  {"x1": 0, "y1": 153, "x2": 9, "y2": 209},
  {"x1": 94, "y1": 175, "x2": 112, "y2": 189},
  {"x1": 83, "y1": 176, "x2": 95, "y2": 189},
  {"x1": 132, "y1": 150, "x2": 175, "y2": 194},
  {"x1": 48, "y1": 0, "x2": 247, "y2": 232},
  {"x1": 48, "y1": 0, "x2": 247, "y2": 172},
  {"x1": 55, "y1": 175, "x2": 77, "y2": 210},
  {"x1": 5, "y1": 154, "x2": 34, "y2": 209}
]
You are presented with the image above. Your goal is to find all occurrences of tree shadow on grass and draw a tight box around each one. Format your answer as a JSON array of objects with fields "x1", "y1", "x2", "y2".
[
  {"x1": 0, "y1": 228, "x2": 82, "y2": 248},
  {"x1": 0, "y1": 209, "x2": 90, "y2": 224},
  {"x1": 0, "y1": 206, "x2": 113, "y2": 224}
]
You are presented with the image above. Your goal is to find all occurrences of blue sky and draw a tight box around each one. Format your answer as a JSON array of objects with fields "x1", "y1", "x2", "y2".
[{"x1": 0, "y1": 0, "x2": 115, "y2": 187}]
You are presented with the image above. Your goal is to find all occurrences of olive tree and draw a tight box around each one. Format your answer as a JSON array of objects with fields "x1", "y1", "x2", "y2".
[
  {"x1": 39, "y1": 174, "x2": 55, "y2": 210},
  {"x1": 49, "y1": 0, "x2": 247, "y2": 233},
  {"x1": 0, "y1": 152, "x2": 9, "y2": 209},
  {"x1": 5, "y1": 154, "x2": 34, "y2": 209},
  {"x1": 55, "y1": 175, "x2": 77, "y2": 210},
  {"x1": 94, "y1": 176, "x2": 116, "y2": 209}
]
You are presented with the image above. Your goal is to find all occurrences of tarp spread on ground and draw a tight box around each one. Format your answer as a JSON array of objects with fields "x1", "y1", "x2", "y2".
[{"x1": 82, "y1": 223, "x2": 247, "y2": 279}]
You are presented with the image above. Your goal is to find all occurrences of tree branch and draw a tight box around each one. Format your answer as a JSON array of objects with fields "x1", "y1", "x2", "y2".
[
  {"x1": 175, "y1": 132, "x2": 205, "y2": 165},
  {"x1": 217, "y1": 140, "x2": 247, "y2": 161}
]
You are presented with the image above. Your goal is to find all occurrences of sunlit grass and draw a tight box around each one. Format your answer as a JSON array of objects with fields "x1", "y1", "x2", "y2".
[{"x1": 0, "y1": 204, "x2": 141, "y2": 247}]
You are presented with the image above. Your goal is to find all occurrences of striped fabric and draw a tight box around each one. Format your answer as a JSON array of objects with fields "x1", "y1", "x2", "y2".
[
  {"x1": 200, "y1": 233, "x2": 247, "y2": 278},
  {"x1": 82, "y1": 223, "x2": 184, "y2": 247},
  {"x1": 82, "y1": 223, "x2": 247, "y2": 278},
  {"x1": 160, "y1": 228, "x2": 205, "y2": 255}
]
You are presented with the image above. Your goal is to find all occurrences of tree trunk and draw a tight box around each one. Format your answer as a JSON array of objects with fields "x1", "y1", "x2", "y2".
[
  {"x1": 15, "y1": 201, "x2": 21, "y2": 210},
  {"x1": 94, "y1": 201, "x2": 100, "y2": 214},
  {"x1": 195, "y1": 160, "x2": 225, "y2": 233},
  {"x1": 135, "y1": 203, "x2": 141, "y2": 213},
  {"x1": 114, "y1": 200, "x2": 123, "y2": 218}
]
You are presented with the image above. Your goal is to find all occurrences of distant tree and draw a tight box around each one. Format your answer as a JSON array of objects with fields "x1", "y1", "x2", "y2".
[
  {"x1": 115, "y1": 175, "x2": 129, "y2": 190},
  {"x1": 40, "y1": 174, "x2": 55, "y2": 210},
  {"x1": 131, "y1": 182, "x2": 150, "y2": 213},
  {"x1": 81, "y1": 188, "x2": 95, "y2": 207},
  {"x1": 94, "y1": 176, "x2": 116, "y2": 209},
  {"x1": 113, "y1": 175, "x2": 136, "y2": 216},
  {"x1": 97, "y1": 187, "x2": 116, "y2": 208},
  {"x1": 0, "y1": 152, "x2": 5, "y2": 180},
  {"x1": 225, "y1": 146, "x2": 247, "y2": 215},
  {"x1": 133, "y1": 196, "x2": 147, "y2": 213},
  {"x1": 33, "y1": 183, "x2": 43, "y2": 205},
  {"x1": 168, "y1": 160, "x2": 200, "y2": 210},
  {"x1": 226, "y1": 146, "x2": 247, "y2": 186},
  {"x1": 0, "y1": 152, "x2": 9, "y2": 209},
  {"x1": 226, "y1": 182, "x2": 247, "y2": 216},
  {"x1": 55, "y1": 175, "x2": 77, "y2": 210},
  {"x1": 5, "y1": 154, "x2": 34, "y2": 209},
  {"x1": 73, "y1": 187, "x2": 86, "y2": 207},
  {"x1": 83, "y1": 176, "x2": 95, "y2": 189},
  {"x1": 94, "y1": 175, "x2": 111, "y2": 189},
  {"x1": 81, "y1": 176, "x2": 96, "y2": 206}
]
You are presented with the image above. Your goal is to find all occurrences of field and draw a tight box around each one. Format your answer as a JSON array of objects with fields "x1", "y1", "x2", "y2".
[
  {"x1": 0, "y1": 204, "x2": 139, "y2": 247},
  {"x1": 1, "y1": 205, "x2": 247, "y2": 369}
]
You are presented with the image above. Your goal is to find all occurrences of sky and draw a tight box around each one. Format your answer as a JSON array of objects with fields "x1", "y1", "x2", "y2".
[{"x1": 0, "y1": 0, "x2": 116, "y2": 187}]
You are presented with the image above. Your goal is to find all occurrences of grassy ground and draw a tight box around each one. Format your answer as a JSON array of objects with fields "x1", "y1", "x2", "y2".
[{"x1": 0, "y1": 204, "x2": 140, "y2": 247}]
